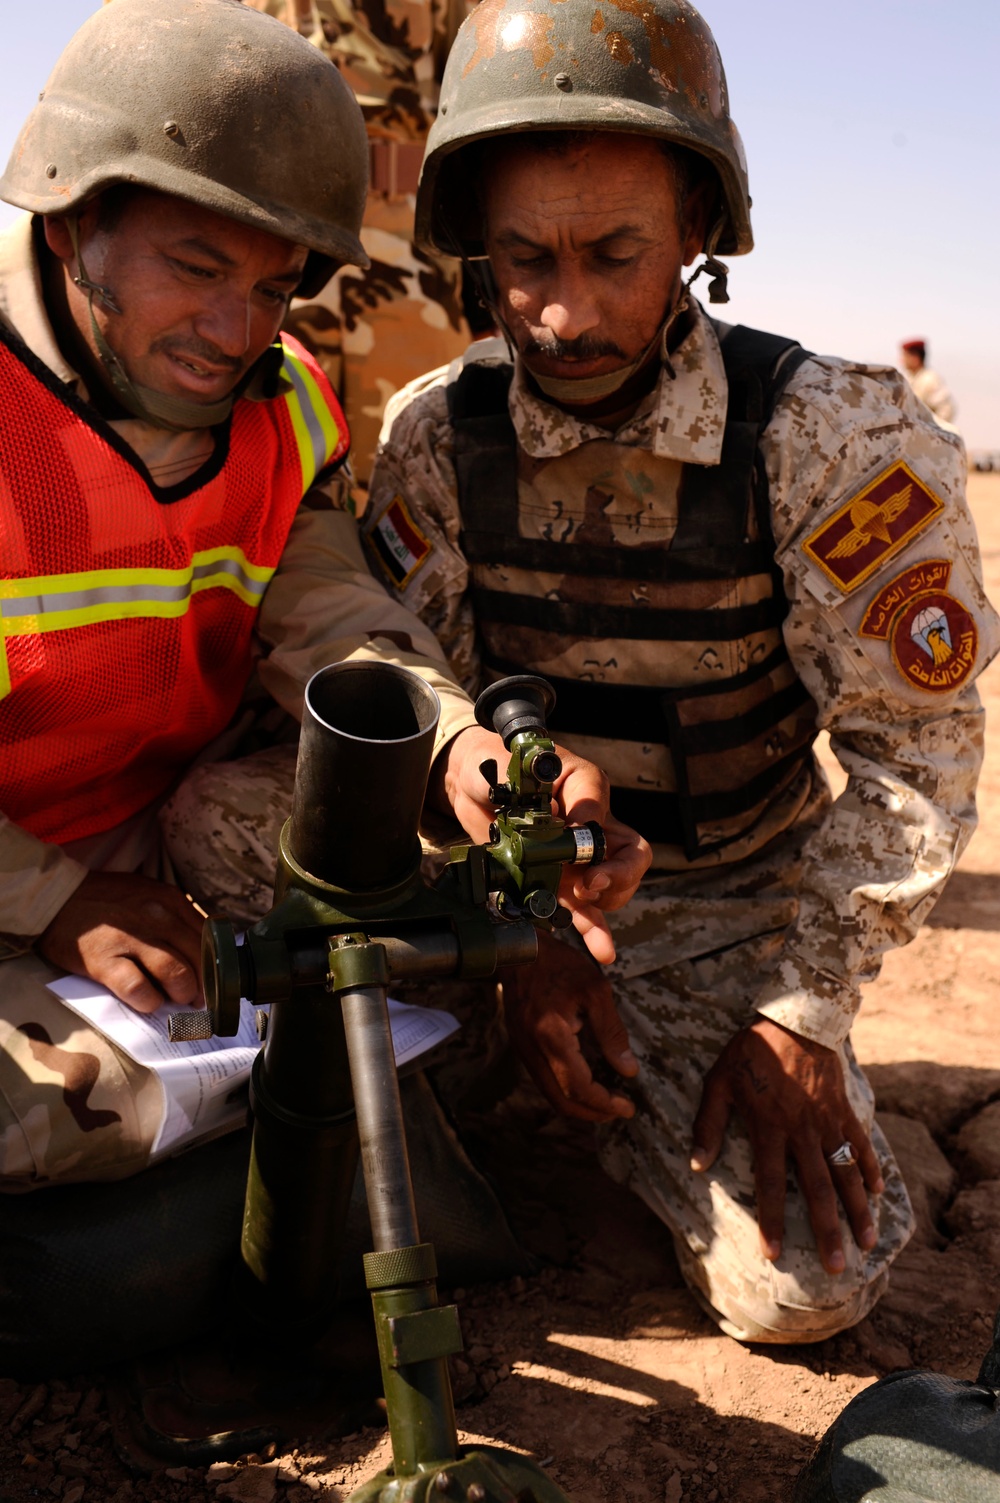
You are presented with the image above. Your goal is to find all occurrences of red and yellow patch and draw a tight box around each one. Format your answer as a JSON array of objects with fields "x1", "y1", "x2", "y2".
[
  {"x1": 802, "y1": 461, "x2": 945, "y2": 594},
  {"x1": 859, "y1": 560, "x2": 977, "y2": 693},
  {"x1": 859, "y1": 559, "x2": 953, "y2": 639},
  {"x1": 368, "y1": 495, "x2": 432, "y2": 590}
]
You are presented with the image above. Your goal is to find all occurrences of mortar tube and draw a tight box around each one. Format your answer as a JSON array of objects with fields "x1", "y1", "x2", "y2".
[
  {"x1": 288, "y1": 663, "x2": 441, "y2": 891},
  {"x1": 240, "y1": 663, "x2": 441, "y2": 1337}
]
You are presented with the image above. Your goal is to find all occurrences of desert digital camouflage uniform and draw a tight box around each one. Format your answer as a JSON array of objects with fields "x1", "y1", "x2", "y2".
[
  {"x1": 362, "y1": 298, "x2": 999, "y2": 1341},
  {"x1": 0, "y1": 212, "x2": 478, "y2": 1191},
  {"x1": 241, "y1": 0, "x2": 475, "y2": 496}
]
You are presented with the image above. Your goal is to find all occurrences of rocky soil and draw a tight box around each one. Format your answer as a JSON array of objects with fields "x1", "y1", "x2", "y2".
[{"x1": 2, "y1": 474, "x2": 999, "y2": 1503}]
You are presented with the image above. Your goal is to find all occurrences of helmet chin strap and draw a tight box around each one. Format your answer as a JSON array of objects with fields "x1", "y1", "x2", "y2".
[
  {"x1": 684, "y1": 216, "x2": 731, "y2": 306},
  {"x1": 67, "y1": 216, "x2": 235, "y2": 432}
]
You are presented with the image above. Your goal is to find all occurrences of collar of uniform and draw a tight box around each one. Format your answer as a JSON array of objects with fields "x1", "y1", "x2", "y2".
[
  {"x1": 508, "y1": 299, "x2": 728, "y2": 466},
  {"x1": 0, "y1": 215, "x2": 84, "y2": 393}
]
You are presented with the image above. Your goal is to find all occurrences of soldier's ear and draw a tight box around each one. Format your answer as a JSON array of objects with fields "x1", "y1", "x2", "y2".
[
  {"x1": 682, "y1": 179, "x2": 715, "y2": 267},
  {"x1": 43, "y1": 201, "x2": 102, "y2": 268}
]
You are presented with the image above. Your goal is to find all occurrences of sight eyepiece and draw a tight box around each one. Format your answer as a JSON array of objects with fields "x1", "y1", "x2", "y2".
[{"x1": 475, "y1": 674, "x2": 556, "y2": 748}]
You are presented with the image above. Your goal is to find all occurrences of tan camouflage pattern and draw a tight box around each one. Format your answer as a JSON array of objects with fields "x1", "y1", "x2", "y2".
[
  {"x1": 365, "y1": 301, "x2": 999, "y2": 1055},
  {"x1": 597, "y1": 806, "x2": 915, "y2": 1342},
  {"x1": 242, "y1": 0, "x2": 476, "y2": 492}
]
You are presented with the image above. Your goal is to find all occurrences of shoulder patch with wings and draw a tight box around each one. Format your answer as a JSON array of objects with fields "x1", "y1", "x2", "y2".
[{"x1": 802, "y1": 461, "x2": 945, "y2": 594}]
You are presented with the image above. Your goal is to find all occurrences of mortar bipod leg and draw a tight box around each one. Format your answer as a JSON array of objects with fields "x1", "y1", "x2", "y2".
[{"x1": 340, "y1": 983, "x2": 462, "y2": 1478}]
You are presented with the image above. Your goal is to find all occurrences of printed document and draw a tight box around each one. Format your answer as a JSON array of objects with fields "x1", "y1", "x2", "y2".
[{"x1": 47, "y1": 974, "x2": 459, "y2": 1162}]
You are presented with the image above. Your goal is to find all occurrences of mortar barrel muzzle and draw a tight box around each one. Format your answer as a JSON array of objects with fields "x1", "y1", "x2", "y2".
[{"x1": 289, "y1": 663, "x2": 441, "y2": 891}]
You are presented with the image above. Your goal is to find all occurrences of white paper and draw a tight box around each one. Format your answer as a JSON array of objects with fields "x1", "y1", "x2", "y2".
[{"x1": 47, "y1": 975, "x2": 459, "y2": 1162}]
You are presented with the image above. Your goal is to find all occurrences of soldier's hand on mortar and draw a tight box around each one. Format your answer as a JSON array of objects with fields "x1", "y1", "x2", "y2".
[
  {"x1": 437, "y1": 726, "x2": 651, "y2": 962},
  {"x1": 38, "y1": 872, "x2": 206, "y2": 1014},
  {"x1": 501, "y1": 931, "x2": 638, "y2": 1122},
  {"x1": 690, "y1": 1019, "x2": 884, "y2": 1275}
]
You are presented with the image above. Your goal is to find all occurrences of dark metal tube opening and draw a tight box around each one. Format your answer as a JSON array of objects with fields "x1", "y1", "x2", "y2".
[
  {"x1": 290, "y1": 664, "x2": 441, "y2": 891},
  {"x1": 306, "y1": 664, "x2": 439, "y2": 746}
]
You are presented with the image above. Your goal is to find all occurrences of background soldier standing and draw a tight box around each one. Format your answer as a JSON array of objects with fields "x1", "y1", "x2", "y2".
[
  {"x1": 241, "y1": 0, "x2": 477, "y2": 500},
  {"x1": 900, "y1": 337, "x2": 958, "y2": 429}
]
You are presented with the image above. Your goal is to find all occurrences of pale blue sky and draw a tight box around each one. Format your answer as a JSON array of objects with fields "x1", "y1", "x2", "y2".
[{"x1": 1, "y1": 1, "x2": 997, "y2": 445}]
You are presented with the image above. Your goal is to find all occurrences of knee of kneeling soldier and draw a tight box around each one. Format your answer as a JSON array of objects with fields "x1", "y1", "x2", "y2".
[{"x1": 674, "y1": 1235, "x2": 892, "y2": 1345}]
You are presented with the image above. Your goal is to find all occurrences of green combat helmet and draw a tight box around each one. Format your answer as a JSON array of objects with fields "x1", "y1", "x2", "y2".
[
  {"x1": 416, "y1": 0, "x2": 752, "y2": 284},
  {"x1": 0, "y1": 0, "x2": 369, "y2": 296}
]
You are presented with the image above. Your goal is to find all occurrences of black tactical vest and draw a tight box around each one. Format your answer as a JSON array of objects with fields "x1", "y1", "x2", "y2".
[{"x1": 447, "y1": 325, "x2": 819, "y2": 864}]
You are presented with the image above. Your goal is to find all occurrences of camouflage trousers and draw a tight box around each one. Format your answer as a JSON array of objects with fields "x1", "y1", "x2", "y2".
[
  {"x1": 0, "y1": 745, "x2": 299, "y2": 1192},
  {"x1": 594, "y1": 854, "x2": 916, "y2": 1345}
]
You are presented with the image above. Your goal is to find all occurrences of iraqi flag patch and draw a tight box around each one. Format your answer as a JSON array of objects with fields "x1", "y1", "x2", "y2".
[{"x1": 369, "y1": 495, "x2": 432, "y2": 590}]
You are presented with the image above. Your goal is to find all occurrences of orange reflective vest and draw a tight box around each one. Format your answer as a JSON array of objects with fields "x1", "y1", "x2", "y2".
[{"x1": 0, "y1": 327, "x2": 349, "y2": 845}]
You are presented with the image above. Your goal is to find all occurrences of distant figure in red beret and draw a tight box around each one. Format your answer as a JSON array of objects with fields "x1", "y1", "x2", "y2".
[{"x1": 900, "y1": 339, "x2": 957, "y2": 427}]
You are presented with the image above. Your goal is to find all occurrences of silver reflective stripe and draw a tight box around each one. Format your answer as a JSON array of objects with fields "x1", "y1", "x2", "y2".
[
  {"x1": 0, "y1": 560, "x2": 268, "y2": 619},
  {"x1": 191, "y1": 557, "x2": 268, "y2": 598},
  {"x1": 1, "y1": 582, "x2": 188, "y2": 616},
  {"x1": 283, "y1": 355, "x2": 329, "y2": 483}
]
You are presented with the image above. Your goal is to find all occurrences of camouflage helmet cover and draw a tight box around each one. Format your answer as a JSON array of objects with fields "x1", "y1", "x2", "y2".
[
  {"x1": 417, "y1": 0, "x2": 752, "y2": 260},
  {"x1": 0, "y1": 0, "x2": 369, "y2": 295}
]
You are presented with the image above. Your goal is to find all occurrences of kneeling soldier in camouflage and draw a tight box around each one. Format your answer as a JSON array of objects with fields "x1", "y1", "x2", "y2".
[{"x1": 364, "y1": 0, "x2": 999, "y2": 1341}]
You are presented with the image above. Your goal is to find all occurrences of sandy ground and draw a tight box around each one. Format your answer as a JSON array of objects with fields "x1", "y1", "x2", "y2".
[{"x1": 2, "y1": 475, "x2": 1000, "y2": 1503}]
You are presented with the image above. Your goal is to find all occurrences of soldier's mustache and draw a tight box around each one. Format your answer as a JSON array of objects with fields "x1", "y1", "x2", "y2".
[
  {"x1": 151, "y1": 335, "x2": 246, "y2": 374},
  {"x1": 523, "y1": 332, "x2": 627, "y2": 361}
]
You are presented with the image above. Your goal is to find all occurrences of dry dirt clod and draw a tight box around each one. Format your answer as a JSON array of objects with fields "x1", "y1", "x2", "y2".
[
  {"x1": 207, "y1": 1461, "x2": 240, "y2": 1482},
  {"x1": 9, "y1": 1383, "x2": 48, "y2": 1434},
  {"x1": 216, "y1": 1468, "x2": 279, "y2": 1503},
  {"x1": 955, "y1": 1100, "x2": 1000, "y2": 1179}
]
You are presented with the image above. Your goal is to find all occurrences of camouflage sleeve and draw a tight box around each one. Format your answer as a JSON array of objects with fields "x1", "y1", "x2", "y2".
[
  {"x1": 362, "y1": 369, "x2": 484, "y2": 695},
  {"x1": 256, "y1": 478, "x2": 478, "y2": 761},
  {"x1": 753, "y1": 357, "x2": 999, "y2": 1048},
  {"x1": 0, "y1": 816, "x2": 87, "y2": 948}
]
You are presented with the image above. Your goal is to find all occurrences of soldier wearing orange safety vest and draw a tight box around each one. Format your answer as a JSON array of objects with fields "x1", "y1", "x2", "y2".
[{"x1": 0, "y1": 0, "x2": 647, "y2": 1195}]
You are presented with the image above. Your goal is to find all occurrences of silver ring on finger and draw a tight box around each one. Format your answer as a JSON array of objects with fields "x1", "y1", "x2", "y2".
[{"x1": 826, "y1": 1141, "x2": 856, "y2": 1169}]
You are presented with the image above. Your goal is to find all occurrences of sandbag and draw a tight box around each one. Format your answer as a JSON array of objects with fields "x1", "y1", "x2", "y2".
[
  {"x1": 795, "y1": 1311, "x2": 1000, "y2": 1502},
  {"x1": 0, "y1": 1070, "x2": 529, "y2": 1375}
]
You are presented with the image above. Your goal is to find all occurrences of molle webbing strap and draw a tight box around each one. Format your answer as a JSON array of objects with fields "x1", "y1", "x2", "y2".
[
  {"x1": 672, "y1": 326, "x2": 812, "y2": 555},
  {"x1": 486, "y1": 646, "x2": 812, "y2": 751},
  {"x1": 451, "y1": 361, "x2": 775, "y2": 581},
  {"x1": 470, "y1": 591, "x2": 786, "y2": 641}
]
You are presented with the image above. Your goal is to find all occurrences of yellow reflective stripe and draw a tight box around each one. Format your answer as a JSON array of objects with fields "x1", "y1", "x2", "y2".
[
  {"x1": 0, "y1": 548, "x2": 273, "y2": 604},
  {"x1": 0, "y1": 549, "x2": 275, "y2": 637},
  {"x1": 280, "y1": 344, "x2": 341, "y2": 491}
]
